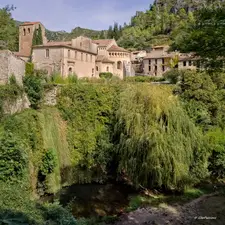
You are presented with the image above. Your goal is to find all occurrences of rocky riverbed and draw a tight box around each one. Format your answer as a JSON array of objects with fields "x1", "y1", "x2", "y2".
[{"x1": 114, "y1": 192, "x2": 225, "y2": 225}]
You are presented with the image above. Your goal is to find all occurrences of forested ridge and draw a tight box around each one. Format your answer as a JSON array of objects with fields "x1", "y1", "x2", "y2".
[{"x1": 1, "y1": 0, "x2": 224, "y2": 51}]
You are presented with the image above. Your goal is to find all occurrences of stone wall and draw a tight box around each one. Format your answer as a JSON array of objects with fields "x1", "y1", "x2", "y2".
[
  {"x1": 0, "y1": 50, "x2": 25, "y2": 85},
  {"x1": 44, "y1": 86, "x2": 59, "y2": 106}
]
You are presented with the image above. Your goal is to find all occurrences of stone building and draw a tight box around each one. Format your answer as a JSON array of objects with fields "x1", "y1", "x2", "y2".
[
  {"x1": 0, "y1": 50, "x2": 25, "y2": 85},
  {"x1": 15, "y1": 21, "x2": 134, "y2": 79},
  {"x1": 93, "y1": 39, "x2": 135, "y2": 79},
  {"x1": 143, "y1": 45, "x2": 197, "y2": 76},
  {"x1": 131, "y1": 50, "x2": 147, "y2": 73},
  {"x1": 32, "y1": 37, "x2": 98, "y2": 78},
  {"x1": 14, "y1": 22, "x2": 47, "y2": 62}
]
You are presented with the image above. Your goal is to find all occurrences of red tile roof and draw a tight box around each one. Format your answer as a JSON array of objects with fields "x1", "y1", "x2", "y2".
[
  {"x1": 20, "y1": 22, "x2": 41, "y2": 26},
  {"x1": 96, "y1": 55, "x2": 114, "y2": 63},
  {"x1": 107, "y1": 45, "x2": 129, "y2": 53},
  {"x1": 33, "y1": 42, "x2": 97, "y2": 55},
  {"x1": 92, "y1": 39, "x2": 114, "y2": 47},
  {"x1": 45, "y1": 41, "x2": 72, "y2": 46}
]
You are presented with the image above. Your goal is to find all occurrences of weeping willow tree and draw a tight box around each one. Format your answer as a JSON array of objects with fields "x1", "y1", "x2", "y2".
[{"x1": 114, "y1": 84, "x2": 208, "y2": 190}]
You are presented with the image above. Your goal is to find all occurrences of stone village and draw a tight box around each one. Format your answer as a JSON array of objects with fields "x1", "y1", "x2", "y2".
[{"x1": 0, "y1": 21, "x2": 197, "y2": 84}]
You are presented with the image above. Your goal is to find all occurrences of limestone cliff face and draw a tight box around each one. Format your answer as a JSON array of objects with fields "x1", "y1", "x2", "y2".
[
  {"x1": 2, "y1": 93, "x2": 30, "y2": 115},
  {"x1": 154, "y1": 0, "x2": 208, "y2": 12}
]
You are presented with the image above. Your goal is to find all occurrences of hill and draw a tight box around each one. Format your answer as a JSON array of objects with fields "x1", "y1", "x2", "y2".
[
  {"x1": 112, "y1": 0, "x2": 215, "y2": 50},
  {"x1": 16, "y1": 20, "x2": 105, "y2": 41}
]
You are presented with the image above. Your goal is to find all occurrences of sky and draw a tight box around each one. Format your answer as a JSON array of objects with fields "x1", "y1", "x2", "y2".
[{"x1": 0, "y1": 0, "x2": 154, "y2": 31}]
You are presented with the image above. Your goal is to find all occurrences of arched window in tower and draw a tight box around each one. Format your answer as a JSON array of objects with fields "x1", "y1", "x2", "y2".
[
  {"x1": 28, "y1": 28, "x2": 31, "y2": 34},
  {"x1": 117, "y1": 61, "x2": 122, "y2": 69},
  {"x1": 96, "y1": 66, "x2": 98, "y2": 71},
  {"x1": 23, "y1": 28, "x2": 26, "y2": 36},
  {"x1": 106, "y1": 66, "x2": 109, "y2": 72}
]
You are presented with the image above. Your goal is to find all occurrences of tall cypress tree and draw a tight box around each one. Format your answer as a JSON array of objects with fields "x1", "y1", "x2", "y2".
[
  {"x1": 107, "y1": 25, "x2": 113, "y2": 39},
  {"x1": 32, "y1": 29, "x2": 37, "y2": 46},
  {"x1": 37, "y1": 25, "x2": 43, "y2": 45}
]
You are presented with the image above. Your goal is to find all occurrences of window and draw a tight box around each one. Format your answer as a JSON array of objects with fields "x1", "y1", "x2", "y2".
[
  {"x1": 149, "y1": 59, "x2": 151, "y2": 65},
  {"x1": 68, "y1": 67, "x2": 73, "y2": 74},
  {"x1": 149, "y1": 65, "x2": 151, "y2": 72},
  {"x1": 92, "y1": 68, "x2": 94, "y2": 73},
  {"x1": 189, "y1": 61, "x2": 192, "y2": 66},
  {"x1": 46, "y1": 49, "x2": 49, "y2": 58},
  {"x1": 155, "y1": 66, "x2": 157, "y2": 76},
  {"x1": 28, "y1": 28, "x2": 31, "y2": 34},
  {"x1": 155, "y1": 59, "x2": 157, "y2": 64},
  {"x1": 96, "y1": 66, "x2": 98, "y2": 71},
  {"x1": 68, "y1": 50, "x2": 71, "y2": 58},
  {"x1": 23, "y1": 28, "x2": 26, "y2": 36},
  {"x1": 183, "y1": 61, "x2": 187, "y2": 67},
  {"x1": 117, "y1": 61, "x2": 122, "y2": 69},
  {"x1": 106, "y1": 66, "x2": 109, "y2": 72},
  {"x1": 80, "y1": 42, "x2": 82, "y2": 47},
  {"x1": 81, "y1": 53, "x2": 83, "y2": 61},
  {"x1": 75, "y1": 51, "x2": 77, "y2": 59}
]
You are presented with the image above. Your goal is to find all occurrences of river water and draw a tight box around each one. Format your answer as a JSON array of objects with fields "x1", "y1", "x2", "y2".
[{"x1": 42, "y1": 183, "x2": 137, "y2": 218}]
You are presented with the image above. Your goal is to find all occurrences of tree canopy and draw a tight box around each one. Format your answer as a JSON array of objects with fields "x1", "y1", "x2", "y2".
[{"x1": 0, "y1": 5, "x2": 18, "y2": 51}]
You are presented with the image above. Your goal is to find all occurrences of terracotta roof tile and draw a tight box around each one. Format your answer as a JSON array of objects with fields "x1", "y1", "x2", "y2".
[
  {"x1": 108, "y1": 45, "x2": 129, "y2": 52},
  {"x1": 45, "y1": 41, "x2": 72, "y2": 46},
  {"x1": 96, "y1": 55, "x2": 114, "y2": 63},
  {"x1": 92, "y1": 39, "x2": 113, "y2": 47},
  {"x1": 20, "y1": 22, "x2": 40, "y2": 26}
]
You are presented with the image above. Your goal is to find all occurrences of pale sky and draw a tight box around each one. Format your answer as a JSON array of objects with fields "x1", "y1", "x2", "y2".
[{"x1": 0, "y1": 0, "x2": 154, "y2": 31}]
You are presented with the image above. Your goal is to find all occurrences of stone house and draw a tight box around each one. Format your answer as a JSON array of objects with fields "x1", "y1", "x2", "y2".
[
  {"x1": 0, "y1": 50, "x2": 25, "y2": 85},
  {"x1": 14, "y1": 22, "x2": 47, "y2": 61},
  {"x1": 143, "y1": 45, "x2": 197, "y2": 76},
  {"x1": 15, "y1": 21, "x2": 134, "y2": 79},
  {"x1": 93, "y1": 39, "x2": 134, "y2": 79},
  {"x1": 32, "y1": 37, "x2": 97, "y2": 78}
]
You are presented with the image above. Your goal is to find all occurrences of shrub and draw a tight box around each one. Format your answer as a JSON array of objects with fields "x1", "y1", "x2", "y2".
[
  {"x1": 99, "y1": 72, "x2": 113, "y2": 79},
  {"x1": 125, "y1": 76, "x2": 153, "y2": 83},
  {"x1": 163, "y1": 69, "x2": 183, "y2": 84},
  {"x1": 50, "y1": 73, "x2": 78, "y2": 84},
  {"x1": 23, "y1": 70, "x2": 45, "y2": 109},
  {"x1": 25, "y1": 62, "x2": 34, "y2": 75},
  {"x1": 0, "y1": 133, "x2": 27, "y2": 182},
  {"x1": 40, "y1": 148, "x2": 57, "y2": 176},
  {"x1": 8, "y1": 74, "x2": 17, "y2": 85}
]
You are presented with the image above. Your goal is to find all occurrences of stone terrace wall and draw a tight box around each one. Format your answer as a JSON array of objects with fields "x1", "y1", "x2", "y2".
[{"x1": 0, "y1": 50, "x2": 25, "y2": 85}]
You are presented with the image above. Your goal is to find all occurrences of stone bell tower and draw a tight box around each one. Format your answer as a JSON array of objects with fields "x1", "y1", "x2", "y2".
[{"x1": 19, "y1": 22, "x2": 47, "y2": 57}]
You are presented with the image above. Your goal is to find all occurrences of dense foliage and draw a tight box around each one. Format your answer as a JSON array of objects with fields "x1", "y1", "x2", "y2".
[
  {"x1": 114, "y1": 84, "x2": 208, "y2": 190},
  {"x1": 174, "y1": 70, "x2": 225, "y2": 179},
  {"x1": 32, "y1": 24, "x2": 43, "y2": 46},
  {"x1": 23, "y1": 70, "x2": 46, "y2": 109},
  {"x1": 0, "y1": 5, "x2": 18, "y2": 51}
]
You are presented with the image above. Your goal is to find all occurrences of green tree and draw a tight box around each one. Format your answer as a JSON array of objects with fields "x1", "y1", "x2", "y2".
[
  {"x1": 99, "y1": 30, "x2": 105, "y2": 39},
  {"x1": 114, "y1": 84, "x2": 208, "y2": 190},
  {"x1": 107, "y1": 25, "x2": 113, "y2": 39},
  {"x1": 23, "y1": 70, "x2": 45, "y2": 109},
  {"x1": 0, "y1": 133, "x2": 27, "y2": 182},
  {"x1": 0, "y1": 5, "x2": 18, "y2": 51},
  {"x1": 37, "y1": 25, "x2": 43, "y2": 45},
  {"x1": 171, "y1": 4, "x2": 225, "y2": 71}
]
